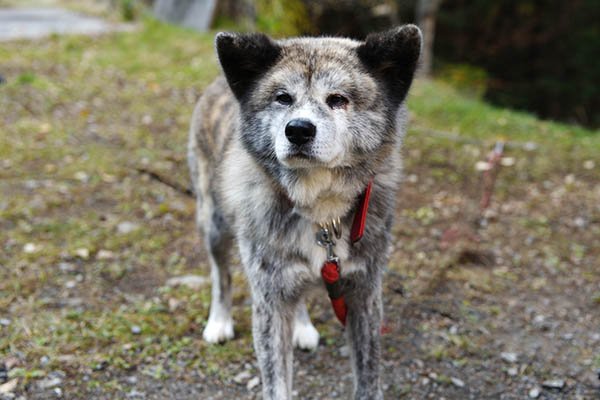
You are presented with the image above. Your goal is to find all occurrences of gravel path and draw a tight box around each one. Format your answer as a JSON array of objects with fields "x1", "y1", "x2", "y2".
[{"x1": 0, "y1": 7, "x2": 131, "y2": 41}]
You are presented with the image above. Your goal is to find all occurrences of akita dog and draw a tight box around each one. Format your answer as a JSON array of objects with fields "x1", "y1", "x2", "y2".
[{"x1": 188, "y1": 25, "x2": 422, "y2": 399}]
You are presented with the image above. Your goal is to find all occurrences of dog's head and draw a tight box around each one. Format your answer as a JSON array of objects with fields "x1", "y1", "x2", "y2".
[{"x1": 215, "y1": 26, "x2": 421, "y2": 171}]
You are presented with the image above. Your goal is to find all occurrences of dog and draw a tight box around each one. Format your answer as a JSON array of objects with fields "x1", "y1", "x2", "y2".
[{"x1": 188, "y1": 25, "x2": 422, "y2": 399}]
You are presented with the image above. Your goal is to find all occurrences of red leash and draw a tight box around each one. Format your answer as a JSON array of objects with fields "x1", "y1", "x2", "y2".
[{"x1": 319, "y1": 180, "x2": 373, "y2": 326}]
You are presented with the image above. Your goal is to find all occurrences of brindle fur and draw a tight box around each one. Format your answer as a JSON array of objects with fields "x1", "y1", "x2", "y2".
[{"x1": 188, "y1": 25, "x2": 422, "y2": 400}]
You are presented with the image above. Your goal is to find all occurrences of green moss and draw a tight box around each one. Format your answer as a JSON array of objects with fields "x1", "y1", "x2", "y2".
[{"x1": 256, "y1": 0, "x2": 313, "y2": 37}]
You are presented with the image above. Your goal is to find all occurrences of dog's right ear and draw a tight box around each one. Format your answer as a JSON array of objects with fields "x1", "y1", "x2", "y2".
[{"x1": 215, "y1": 32, "x2": 281, "y2": 101}]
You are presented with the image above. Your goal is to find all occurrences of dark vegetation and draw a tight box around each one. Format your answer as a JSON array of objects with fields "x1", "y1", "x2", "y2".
[{"x1": 215, "y1": 0, "x2": 600, "y2": 128}]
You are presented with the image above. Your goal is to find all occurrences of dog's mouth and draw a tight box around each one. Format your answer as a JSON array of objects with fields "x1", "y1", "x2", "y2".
[
  {"x1": 279, "y1": 147, "x2": 322, "y2": 168},
  {"x1": 288, "y1": 148, "x2": 313, "y2": 159}
]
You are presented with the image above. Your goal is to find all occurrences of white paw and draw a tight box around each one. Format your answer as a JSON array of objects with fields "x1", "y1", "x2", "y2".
[
  {"x1": 203, "y1": 318, "x2": 234, "y2": 344},
  {"x1": 293, "y1": 321, "x2": 320, "y2": 351}
]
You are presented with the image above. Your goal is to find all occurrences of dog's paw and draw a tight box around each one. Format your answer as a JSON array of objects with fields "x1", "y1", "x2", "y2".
[
  {"x1": 293, "y1": 321, "x2": 320, "y2": 351},
  {"x1": 203, "y1": 318, "x2": 234, "y2": 344}
]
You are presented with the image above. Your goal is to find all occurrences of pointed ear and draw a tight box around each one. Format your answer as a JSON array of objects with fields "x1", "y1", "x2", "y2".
[
  {"x1": 357, "y1": 24, "x2": 422, "y2": 105},
  {"x1": 215, "y1": 32, "x2": 282, "y2": 101}
]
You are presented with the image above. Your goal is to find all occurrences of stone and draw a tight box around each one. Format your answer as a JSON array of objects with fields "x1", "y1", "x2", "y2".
[
  {"x1": 500, "y1": 352, "x2": 518, "y2": 363},
  {"x1": 23, "y1": 243, "x2": 38, "y2": 253},
  {"x1": 117, "y1": 222, "x2": 140, "y2": 234},
  {"x1": 96, "y1": 250, "x2": 116, "y2": 260},
  {"x1": 74, "y1": 248, "x2": 90, "y2": 259},
  {"x1": 451, "y1": 377, "x2": 465, "y2": 388},
  {"x1": 38, "y1": 377, "x2": 62, "y2": 389},
  {"x1": 246, "y1": 376, "x2": 260, "y2": 390},
  {"x1": 233, "y1": 370, "x2": 251, "y2": 384},
  {"x1": 0, "y1": 379, "x2": 18, "y2": 394},
  {"x1": 528, "y1": 387, "x2": 541, "y2": 398},
  {"x1": 542, "y1": 379, "x2": 565, "y2": 390},
  {"x1": 166, "y1": 275, "x2": 208, "y2": 290}
]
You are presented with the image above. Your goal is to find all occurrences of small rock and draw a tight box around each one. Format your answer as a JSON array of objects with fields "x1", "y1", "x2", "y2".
[
  {"x1": 141, "y1": 115, "x2": 153, "y2": 125},
  {"x1": 246, "y1": 376, "x2": 260, "y2": 390},
  {"x1": 524, "y1": 141, "x2": 538, "y2": 151},
  {"x1": 117, "y1": 221, "x2": 140, "y2": 234},
  {"x1": 406, "y1": 174, "x2": 418, "y2": 183},
  {"x1": 528, "y1": 387, "x2": 541, "y2": 398},
  {"x1": 23, "y1": 243, "x2": 39, "y2": 254},
  {"x1": 507, "y1": 367, "x2": 518, "y2": 376},
  {"x1": 74, "y1": 248, "x2": 90, "y2": 259},
  {"x1": 500, "y1": 157, "x2": 515, "y2": 166},
  {"x1": 561, "y1": 332, "x2": 574, "y2": 341},
  {"x1": 96, "y1": 250, "x2": 116, "y2": 260},
  {"x1": 93, "y1": 360, "x2": 108, "y2": 371},
  {"x1": 500, "y1": 352, "x2": 518, "y2": 363},
  {"x1": 166, "y1": 275, "x2": 208, "y2": 290},
  {"x1": 125, "y1": 376, "x2": 138, "y2": 385},
  {"x1": 127, "y1": 389, "x2": 145, "y2": 398},
  {"x1": 583, "y1": 160, "x2": 595, "y2": 170},
  {"x1": 40, "y1": 356, "x2": 50, "y2": 366},
  {"x1": 573, "y1": 217, "x2": 587, "y2": 228},
  {"x1": 65, "y1": 280, "x2": 77, "y2": 289},
  {"x1": 53, "y1": 387, "x2": 62, "y2": 397},
  {"x1": 542, "y1": 379, "x2": 565, "y2": 390},
  {"x1": 0, "y1": 319, "x2": 11, "y2": 327},
  {"x1": 168, "y1": 298, "x2": 181, "y2": 312},
  {"x1": 564, "y1": 174, "x2": 575, "y2": 185},
  {"x1": 74, "y1": 171, "x2": 89, "y2": 182},
  {"x1": 0, "y1": 379, "x2": 18, "y2": 394},
  {"x1": 233, "y1": 370, "x2": 252, "y2": 384},
  {"x1": 475, "y1": 161, "x2": 492, "y2": 171},
  {"x1": 131, "y1": 326, "x2": 142, "y2": 335},
  {"x1": 58, "y1": 262, "x2": 76, "y2": 273},
  {"x1": 38, "y1": 377, "x2": 62, "y2": 389},
  {"x1": 338, "y1": 345, "x2": 350, "y2": 358},
  {"x1": 451, "y1": 377, "x2": 465, "y2": 388},
  {"x1": 3, "y1": 358, "x2": 18, "y2": 370}
]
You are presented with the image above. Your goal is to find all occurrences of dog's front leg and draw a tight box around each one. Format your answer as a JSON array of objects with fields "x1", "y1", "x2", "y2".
[
  {"x1": 251, "y1": 282, "x2": 295, "y2": 400},
  {"x1": 345, "y1": 275, "x2": 384, "y2": 400}
]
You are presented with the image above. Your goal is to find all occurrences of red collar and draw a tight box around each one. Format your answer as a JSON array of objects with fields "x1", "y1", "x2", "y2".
[
  {"x1": 321, "y1": 179, "x2": 373, "y2": 326},
  {"x1": 350, "y1": 180, "x2": 373, "y2": 244}
]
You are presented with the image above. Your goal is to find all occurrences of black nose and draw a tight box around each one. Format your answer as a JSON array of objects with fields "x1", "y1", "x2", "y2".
[{"x1": 285, "y1": 119, "x2": 316, "y2": 146}]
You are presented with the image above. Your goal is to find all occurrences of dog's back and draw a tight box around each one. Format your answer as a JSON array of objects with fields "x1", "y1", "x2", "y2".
[{"x1": 188, "y1": 76, "x2": 237, "y2": 195}]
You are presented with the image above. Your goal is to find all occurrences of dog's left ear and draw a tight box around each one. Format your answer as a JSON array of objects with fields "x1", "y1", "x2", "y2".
[
  {"x1": 357, "y1": 24, "x2": 422, "y2": 106},
  {"x1": 215, "y1": 32, "x2": 282, "y2": 101}
]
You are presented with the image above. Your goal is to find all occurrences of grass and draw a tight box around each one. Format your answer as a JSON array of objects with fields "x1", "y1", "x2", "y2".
[{"x1": 1, "y1": 16, "x2": 599, "y2": 398}]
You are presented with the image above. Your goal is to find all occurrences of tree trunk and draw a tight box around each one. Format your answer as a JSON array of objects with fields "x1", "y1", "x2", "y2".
[
  {"x1": 416, "y1": 0, "x2": 442, "y2": 77},
  {"x1": 153, "y1": 0, "x2": 218, "y2": 32}
]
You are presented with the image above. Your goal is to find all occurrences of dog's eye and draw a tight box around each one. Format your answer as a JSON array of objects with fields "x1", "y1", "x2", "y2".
[
  {"x1": 326, "y1": 94, "x2": 349, "y2": 109},
  {"x1": 275, "y1": 93, "x2": 293, "y2": 106}
]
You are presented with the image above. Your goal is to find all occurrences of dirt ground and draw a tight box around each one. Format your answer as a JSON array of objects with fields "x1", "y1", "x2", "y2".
[{"x1": 1, "y1": 16, "x2": 599, "y2": 400}]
